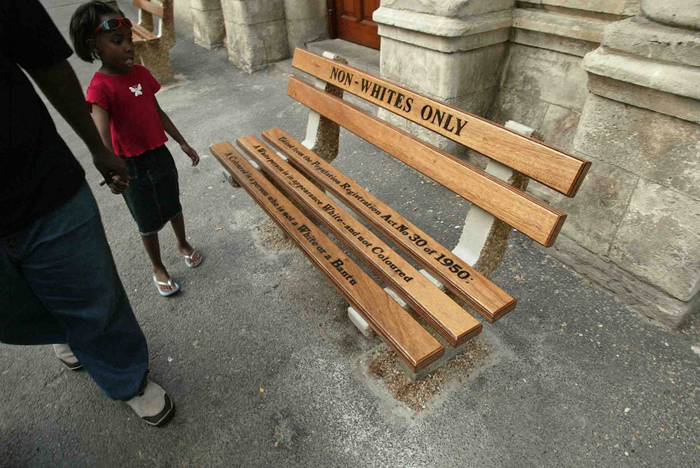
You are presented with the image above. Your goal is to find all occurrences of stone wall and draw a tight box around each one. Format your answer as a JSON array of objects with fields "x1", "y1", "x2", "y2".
[
  {"x1": 567, "y1": 0, "x2": 699, "y2": 327},
  {"x1": 375, "y1": 0, "x2": 700, "y2": 328},
  {"x1": 492, "y1": 0, "x2": 640, "y2": 152},
  {"x1": 503, "y1": 0, "x2": 699, "y2": 328}
]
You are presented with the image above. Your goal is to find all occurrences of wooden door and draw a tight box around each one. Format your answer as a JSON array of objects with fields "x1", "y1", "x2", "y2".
[{"x1": 332, "y1": 0, "x2": 380, "y2": 50}]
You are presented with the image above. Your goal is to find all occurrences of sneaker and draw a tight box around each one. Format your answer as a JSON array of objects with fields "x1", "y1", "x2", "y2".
[
  {"x1": 126, "y1": 379, "x2": 175, "y2": 426},
  {"x1": 53, "y1": 344, "x2": 83, "y2": 371}
]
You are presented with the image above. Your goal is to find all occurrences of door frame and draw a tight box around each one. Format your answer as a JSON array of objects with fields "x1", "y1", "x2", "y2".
[{"x1": 327, "y1": 0, "x2": 339, "y2": 39}]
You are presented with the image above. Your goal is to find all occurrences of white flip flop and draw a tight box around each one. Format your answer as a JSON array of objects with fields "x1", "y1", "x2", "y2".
[
  {"x1": 183, "y1": 249, "x2": 203, "y2": 268},
  {"x1": 153, "y1": 275, "x2": 180, "y2": 297}
]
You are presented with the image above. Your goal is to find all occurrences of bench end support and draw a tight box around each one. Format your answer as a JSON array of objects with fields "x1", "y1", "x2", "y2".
[
  {"x1": 302, "y1": 53, "x2": 348, "y2": 163},
  {"x1": 453, "y1": 121, "x2": 537, "y2": 278}
]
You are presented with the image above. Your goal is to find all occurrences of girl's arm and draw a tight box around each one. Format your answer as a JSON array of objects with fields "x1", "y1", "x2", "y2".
[
  {"x1": 155, "y1": 99, "x2": 200, "y2": 166},
  {"x1": 91, "y1": 104, "x2": 114, "y2": 153},
  {"x1": 27, "y1": 59, "x2": 127, "y2": 193},
  {"x1": 90, "y1": 103, "x2": 126, "y2": 194}
]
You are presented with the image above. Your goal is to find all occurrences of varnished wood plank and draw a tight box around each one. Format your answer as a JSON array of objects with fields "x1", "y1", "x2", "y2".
[
  {"x1": 291, "y1": 48, "x2": 591, "y2": 197},
  {"x1": 263, "y1": 128, "x2": 517, "y2": 323},
  {"x1": 133, "y1": 0, "x2": 164, "y2": 18},
  {"x1": 210, "y1": 142, "x2": 444, "y2": 372},
  {"x1": 287, "y1": 76, "x2": 567, "y2": 247},
  {"x1": 132, "y1": 23, "x2": 157, "y2": 41},
  {"x1": 238, "y1": 136, "x2": 482, "y2": 345}
]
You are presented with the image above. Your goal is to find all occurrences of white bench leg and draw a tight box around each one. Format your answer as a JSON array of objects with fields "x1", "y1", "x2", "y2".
[{"x1": 347, "y1": 307, "x2": 375, "y2": 339}]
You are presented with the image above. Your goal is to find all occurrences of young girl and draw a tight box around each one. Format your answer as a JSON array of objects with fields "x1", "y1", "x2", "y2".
[{"x1": 70, "y1": 2, "x2": 202, "y2": 296}]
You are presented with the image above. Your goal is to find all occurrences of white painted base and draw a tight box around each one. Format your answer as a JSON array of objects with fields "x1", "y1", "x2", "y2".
[{"x1": 348, "y1": 307, "x2": 375, "y2": 339}]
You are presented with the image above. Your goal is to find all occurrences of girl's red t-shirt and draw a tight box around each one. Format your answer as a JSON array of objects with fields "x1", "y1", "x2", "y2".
[{"x1": 86, "y1": 64, "x2": 167, "y2": 157}]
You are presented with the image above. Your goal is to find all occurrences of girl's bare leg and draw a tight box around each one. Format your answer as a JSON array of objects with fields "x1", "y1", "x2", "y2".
[
  {"x1": 170, "y1": 212, "x2": 200, "y2": 263},
  {"x1": 141, "y1": 233, "x2": 174, "y2": 292}
]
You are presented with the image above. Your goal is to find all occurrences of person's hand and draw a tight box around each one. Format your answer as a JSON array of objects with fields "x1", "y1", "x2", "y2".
[
  {"x1": 103, "y1": 174, "x2": 129, "y2": 194},
  {"x1": 181, "y1": 143, "x2": 200, "y2": 167},
  {"x1": 92, "y1": 146, "x2": 129, "y2": 194}
]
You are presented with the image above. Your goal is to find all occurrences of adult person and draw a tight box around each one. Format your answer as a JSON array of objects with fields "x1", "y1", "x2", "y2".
[{"x1": 0, "y1": 0, "x2": 174, "y2": 426}]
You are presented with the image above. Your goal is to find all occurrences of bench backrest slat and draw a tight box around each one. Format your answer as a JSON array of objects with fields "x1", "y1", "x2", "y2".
[
  {"x1": 287, "y1": 76, "x2": 566, "y2": 247},
  {"x1": 292, "y1": 48, "x2": 591, "y2": 197},
  {"x1": 238, "y1": 136, "x2": 482, "y2": 346},
  {"x1": 133, "y1": 0, "x2": 164, "y2": 18},
  {"x1": 263, "y1": 128, "x2": 517, "y2": 323},
  {"x1": 210, "y1": 142, "x2": 444, "y2": 372}
]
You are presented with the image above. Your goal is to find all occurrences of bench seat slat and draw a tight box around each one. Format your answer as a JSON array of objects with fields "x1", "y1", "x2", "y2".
[
  {"x1": 210, "y1": 142, "x2": 444, "y2": 372},
  {"x1": 287, "y1": 76, "x2": 567, "y2": 247},
  {"x1": 132, "y1": 23, "x2": 157, "y2": 42},
  {"x1": 291, "y1": 48, "x2": 591, "y2": 197},
  {"x1": 238, "y1": 136, "x2": 482, "y2": 346},
  {"x1": 263, "y1": 128, "x2": 517, "y2": 323}
]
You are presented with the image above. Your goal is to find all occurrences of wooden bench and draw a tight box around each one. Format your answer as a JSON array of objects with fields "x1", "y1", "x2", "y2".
[
  {"x1": 210, "y1": 48, "x2": 591, "y2": 378},
  {"x1": 129, "y1": 0, "x2": 175, "y2": 83}
]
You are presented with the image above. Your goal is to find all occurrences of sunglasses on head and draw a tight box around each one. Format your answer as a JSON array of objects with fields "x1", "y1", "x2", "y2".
[{"x1": 94, "y1": 17, "x2": 132, "y2": 34}]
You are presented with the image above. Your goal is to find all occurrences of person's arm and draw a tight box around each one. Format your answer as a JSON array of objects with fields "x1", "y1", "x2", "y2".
[
  {"x1": 6, "y1": 0, "x2": 125, "y2": 192},
  {"x1": 90, "y1": 104, "x2": 114, "y2": 153},
  {"x1": 155, "y1": 99, "x2": 199, "y2": 167},
  {"x1": 27, "y1": 60, "x2": 128, "y2": 193}
]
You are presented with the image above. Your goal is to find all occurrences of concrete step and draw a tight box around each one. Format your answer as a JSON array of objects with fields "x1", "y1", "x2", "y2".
[{"x1": 306, "y1": 39, "x2": 380, "y2": 76}]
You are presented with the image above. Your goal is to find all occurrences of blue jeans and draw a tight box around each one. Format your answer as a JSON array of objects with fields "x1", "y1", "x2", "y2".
[{"x1": 0, "y1": 182, "x2": 148, "y2": 400}]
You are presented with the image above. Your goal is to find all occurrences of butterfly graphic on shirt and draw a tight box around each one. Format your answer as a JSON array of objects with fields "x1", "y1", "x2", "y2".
[{"x1": 129, "y1": 84, "x2": 143, "y2": 97}]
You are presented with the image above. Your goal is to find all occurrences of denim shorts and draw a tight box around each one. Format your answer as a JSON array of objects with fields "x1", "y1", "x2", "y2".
[{"x1": 122, "y1": 145, "x2": 182, "y2": 236}]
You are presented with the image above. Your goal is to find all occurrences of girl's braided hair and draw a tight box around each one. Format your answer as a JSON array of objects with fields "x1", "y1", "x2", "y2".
[{"x1": 69, "y1": 1, "x2": 124, "y2": 62}]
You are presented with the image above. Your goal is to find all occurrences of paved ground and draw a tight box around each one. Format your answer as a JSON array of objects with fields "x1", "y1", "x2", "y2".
[{"x1": 1, "y1": 1, "x2": 698, "y2": 467}]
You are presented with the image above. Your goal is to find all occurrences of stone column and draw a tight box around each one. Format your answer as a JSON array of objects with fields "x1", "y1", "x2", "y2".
[
  {"x1": 551, "y1": 0, "x2": 700, "y2": 327},
  {"x1": 174, "y1": 0, "x2": 192, "y2": 24},
  {"x1": 191, "y1": 0, "x2": 225, "y2": 49},
  {"x1": 221, "y1": 0, "x2": 290, "y2": 72},
  {"x1": 373, "y1": 0, "x2": 514, "y2": 155},
  {"x1": 284, "y1": 0, "x2": 328, "y2": 55}
]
